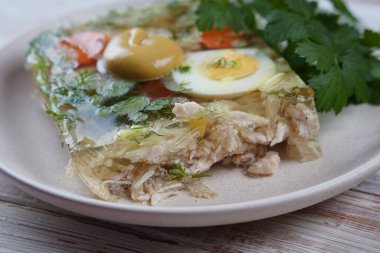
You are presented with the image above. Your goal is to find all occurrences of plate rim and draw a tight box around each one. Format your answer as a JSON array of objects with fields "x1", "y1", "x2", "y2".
[
  {"x1": 1, "y1": 144, "x2": 379, "y2": 227},
  {"x1": 1, "y1": 148, "x2": 379, "y2": 213},
  {"x1": 0, "y1": 0, "x2": 380, "y2": 226}
]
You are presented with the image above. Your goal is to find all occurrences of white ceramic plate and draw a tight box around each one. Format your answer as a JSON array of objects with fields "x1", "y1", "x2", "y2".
[{"x1": 0, "y1": 1, "x2": 380, "y2": 227}]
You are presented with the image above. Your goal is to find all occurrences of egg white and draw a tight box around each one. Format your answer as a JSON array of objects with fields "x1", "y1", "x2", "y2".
[{"x1": 168, "y1": 48, "x2": 277, "y2": 99}]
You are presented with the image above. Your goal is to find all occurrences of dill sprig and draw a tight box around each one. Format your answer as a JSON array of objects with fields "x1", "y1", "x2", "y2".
[
  {"x1": 167, "y1": 163, "x2": 212, "y2": 180},
  {"x1": 129, "y1": 130, "x2": 164, "y2": 144}
]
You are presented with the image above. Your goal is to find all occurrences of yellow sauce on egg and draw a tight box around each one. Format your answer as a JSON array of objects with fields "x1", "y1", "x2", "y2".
[{"x1": 203, "y1": 50, "x2": 259, "y2": 81}]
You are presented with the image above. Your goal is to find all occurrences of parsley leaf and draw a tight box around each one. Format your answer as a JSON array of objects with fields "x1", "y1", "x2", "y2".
[
  {"x1": 295, "y1": 41, "x2": 336, "y2": 71},
  {"x1": 196, "y1": 0, "x2": 380, "y2": 113},
  {"x1": 361, "y1": 29, "x2": 380, "y2": 48},
  {"x1": 309, "y1": 67, "x2": 347, "y2": 113},
  {"x1": 285, "y1": 0, "x2": 316, "y2": 18},
  {"x1": 330, "y1": 0, "x2": 357, "y2": 22},
  {"x1": 340, "y1": 49, "x2": 369, "y2": 102},
  {"x1": 369, "y1": 85, "x2": 380, "y2": 104},
  {"x1": 195, "y1": 0, "x2": 253, "y2": 32},
  {"x1": 266, "y1": 11, "x2": 310, "y2": 42},
  {"x1": 370, "y1": 58, "x2": 380, "y2": 81}
]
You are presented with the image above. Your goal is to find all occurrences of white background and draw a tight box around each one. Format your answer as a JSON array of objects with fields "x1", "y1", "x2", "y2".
[{"x1": 0, "y1": 0, "x2": 121, "y2": 48}]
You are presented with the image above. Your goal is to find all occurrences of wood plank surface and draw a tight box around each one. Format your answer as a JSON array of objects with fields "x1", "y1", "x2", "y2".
[
  {"x1": 355, "y1": 170, "x2": 380, "y2": 196},
  {"x1": 0, "y1": 190, "x2": 378, "y2": 253},
  {"x1": 1, "y1": 171, "x2": 379, "y2": 253}
]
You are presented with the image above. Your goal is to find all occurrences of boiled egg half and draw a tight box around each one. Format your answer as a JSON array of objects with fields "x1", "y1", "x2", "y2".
[{"x1": 164, "y1": 48, "x2": 277, "y2": 99}]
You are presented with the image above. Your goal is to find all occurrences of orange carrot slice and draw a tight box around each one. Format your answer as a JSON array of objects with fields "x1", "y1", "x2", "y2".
[{"x1": 201, "y1": 27, "x2": 245, "y2": 49}]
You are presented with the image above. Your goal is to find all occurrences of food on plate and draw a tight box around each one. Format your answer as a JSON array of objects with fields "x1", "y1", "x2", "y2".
[{"x1": 25, "y1": 0, "x2": 380, "y2": 205}]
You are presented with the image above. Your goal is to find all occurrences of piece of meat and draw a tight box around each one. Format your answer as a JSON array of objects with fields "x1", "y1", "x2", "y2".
[
  {"x1": 285, "y1": 102, "x2": 322, "y2": 161},
  {"x1": 270, "y1": 121, "x2": 289, "y2": 146},
  {"x1": 221, "y1": 111, "x2": 270, "y2": 145},
  {"x1": 231, "y1": 153, "x2": 256, "y2": 167},
  {"x1": 187, "y1": 111, "x2": 272, "y2": 173},
  {"x1": 247, "y1": 151, "x2": 280, "y2": 176},
  {"x1": 172, "y1": 102, "x2": 204, "y2": 117},
  {"x1": 286, "y1": 103, "x2": 319, "y2": 139}
]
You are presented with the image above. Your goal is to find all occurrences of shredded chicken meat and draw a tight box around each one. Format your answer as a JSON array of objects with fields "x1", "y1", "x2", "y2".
[{"x1": 67, "y1": 90, "x2": 322, "y2": 205}]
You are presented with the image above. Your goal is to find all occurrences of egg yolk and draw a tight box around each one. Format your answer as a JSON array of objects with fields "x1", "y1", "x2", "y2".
[{"x1": 202, "y1": 50, "x2": 259, "y2": 81}]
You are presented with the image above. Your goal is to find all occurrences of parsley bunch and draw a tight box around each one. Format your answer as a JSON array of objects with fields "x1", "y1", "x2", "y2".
[{"x1": 196, "y1": 0, "x2": 380, "y2": 113}]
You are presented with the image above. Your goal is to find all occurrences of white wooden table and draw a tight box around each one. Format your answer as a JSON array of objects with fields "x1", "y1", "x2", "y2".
[{"x1": 0, "y1": 1, "x2": 379, "y2": 252}]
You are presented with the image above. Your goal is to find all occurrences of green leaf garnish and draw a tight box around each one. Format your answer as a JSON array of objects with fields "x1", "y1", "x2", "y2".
[
  {"x1": 109, "y1": 96, "x2": 150, "y2": 115},
  {"x1": 145, "y1": 98, "x2": 171, "y2": 111},
  {"x1": 211, "y1": 57, "x2": 237, "y2": 69},
  {"x1": 361, "y1": 29, "x2": 380, "y2": 48},
  {"x1": 295, "y1": 41, "x2": 336, "y2": 72},
  {"x1": 195, "y1": 0, "x2": 254, "y2": 32},
  {"x1": 45, "y1": 105, "x2": 78, "y2": 150},
  {"x1": 176, "y1": 65, "x2": 192, "y2": 73},
  {"x1": 167, "y1": 163, "x2": 212, "y2": 180},
  {"x1": 110, "y1": 96, "x2": 189, "y2": 125},
  {"x1": 96, "y1": 78, "x2": 135, "y2": 99},
  {"x1": 196, "y1": 0, "x2": 380, "y2": 112},
  {"x1": 129, "y1": 129, "x2": 163, "y2": 144},
  {"x1": 329, "y1": 0, "x2": 357, "y2": 22}
]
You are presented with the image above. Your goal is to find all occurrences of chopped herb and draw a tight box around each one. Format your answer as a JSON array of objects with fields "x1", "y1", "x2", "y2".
[
  {"x1": 129, "y1": 130, "x2": 164, "y2": 144},
  {"x1": 96, "y1": 78, "x2": 135, "y2": 99},
  {"x1": 45, "y1": 105, "x2": 78, "y2": 150},
  {"x1": 45, "y1": 106, "x2": 73, "y2": 122},
  {"x1": 211, "y1": 57, "x2": 237, "y2": 69},
  {"x1": 145, "y1": 98, "x2": 171, "y2": 111},
  {"x1": 161, "y1": 74, "x2": 194, "y2": 93},
  {"x1": 167, "y1": 163, "x2": 212, "y2": 180},
  {"x1": 170, "y1": 97, "x2": 190, "y2": 104},
  {"x1": 127, "y1": 111, "x2": 149, "y2": 123},
  {"x1": 76, "y1": 70, "x2": 95, "y2": 87},
  {"x1": 192, "y1": 172, "x2": 212, "y2": 178},
  {"x1": 108, "y1": 96, "x2": 150, "y2": 115},
  {"x1": 176, "y1": 65, "x2": 192, "y2": 73},
  {"x1": 165, "y1": 122, "x2": 186, "y2": 129},
  {"x1": 129, "y1": 125, "x2": 150, "y2": 130},
  {"x1": 90, "y1": 95, "x2": 102, "y2": 106},
  {"x1": 178, "y1": 81, "x2": 191, "y2": 92},
  {"x1": 61, "y1": 89, "x2": 88, "y2": 106},
  {"x1": 97, "y1": 107, "x2": 110, "y2": 117},
  {"x1": 25, "y1": 47, "x2": 53, "y2": 96},
  {"x1": 111, "y1": 97, "x2": 189, "y2": 125}
]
